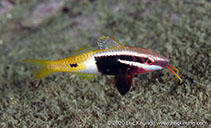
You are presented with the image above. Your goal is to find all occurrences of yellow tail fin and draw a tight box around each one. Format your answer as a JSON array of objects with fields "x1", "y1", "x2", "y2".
[{"x1": 24, "y1": 59, "x2": 54, "y2": 79}]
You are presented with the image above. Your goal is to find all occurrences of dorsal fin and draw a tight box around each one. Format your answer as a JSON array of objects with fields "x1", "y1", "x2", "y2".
[
  {"x1": 97, "y1": 36, "x2": 124, "y2": 49},
  {"x1": 71, "y1": 46, "x2": 92, "y2": 57}
]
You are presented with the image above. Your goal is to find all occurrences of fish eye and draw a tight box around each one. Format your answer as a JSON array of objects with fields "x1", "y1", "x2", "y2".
[
  {"x1": 147, "y1": 59, "x2": 152, "y2": 64},
  {"x1": 144, "y1": 57, "x2": 153, "y2": 65}
]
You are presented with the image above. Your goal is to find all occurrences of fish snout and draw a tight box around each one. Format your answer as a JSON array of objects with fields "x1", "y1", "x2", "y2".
[{"x1": 154, "y1": 58, "x2": 169, "y2": 68}]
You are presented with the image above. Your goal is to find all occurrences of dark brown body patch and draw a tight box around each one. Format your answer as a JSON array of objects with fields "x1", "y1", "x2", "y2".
[
  {"x1": 95, "y1": 55, "x2": 131, "y2": 75},
  {"x1": 95, "y1": 55, "x2": 144, "y2": 75}
]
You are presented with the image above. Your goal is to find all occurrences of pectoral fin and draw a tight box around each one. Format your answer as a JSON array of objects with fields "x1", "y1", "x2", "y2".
[{"x1": 115, "y1": 71, "x2": 133, "y2": 95}]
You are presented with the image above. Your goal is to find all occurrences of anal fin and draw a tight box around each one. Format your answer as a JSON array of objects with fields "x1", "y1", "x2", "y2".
[
  {"x1": 115, "y1": 70, "x2": 133, "y2": 95},
  {"x1": 73, "y1": 73, "x2": 96, "y2": 80}
]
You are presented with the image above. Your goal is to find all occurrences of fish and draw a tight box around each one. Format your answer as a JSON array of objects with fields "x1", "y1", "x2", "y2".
[{"x1": 24, "y1": 36, "x2": 182, "y2": 95}]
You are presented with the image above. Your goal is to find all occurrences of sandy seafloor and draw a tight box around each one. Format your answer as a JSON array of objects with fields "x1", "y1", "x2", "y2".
[{"x1": 0, "y1": 0, "x2": 210, "y2": 127}]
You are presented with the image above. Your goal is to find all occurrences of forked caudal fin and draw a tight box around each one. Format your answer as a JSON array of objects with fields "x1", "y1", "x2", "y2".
[
  {"x1": 167, "y1": 65, "x2": 182, "y2": 84},
  {"x1": 24, "y1": 59, "x2": 54, "y2": 79}
]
